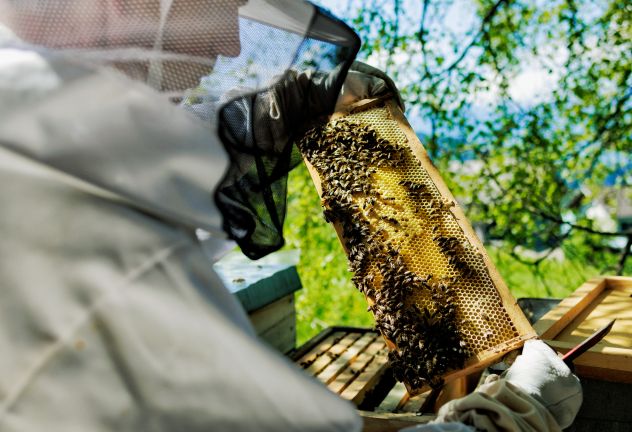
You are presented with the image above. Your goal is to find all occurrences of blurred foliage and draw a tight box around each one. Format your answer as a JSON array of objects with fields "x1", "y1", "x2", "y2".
[
  {"x1": 284, "y1": 0, "x2": 631, "y2": 343},
  {"x1": 341, "y1": 0, "x2": 631, "y2": 272}
]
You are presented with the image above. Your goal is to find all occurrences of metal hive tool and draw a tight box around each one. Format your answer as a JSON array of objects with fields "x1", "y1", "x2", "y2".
[{"x1": 297, "y1": 97, "x2": 537, "y2": 394}]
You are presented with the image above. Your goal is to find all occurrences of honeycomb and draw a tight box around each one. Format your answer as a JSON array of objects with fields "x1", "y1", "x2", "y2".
[{"x1": 297, "y1": 99, "x2": 533, "y2": 393}]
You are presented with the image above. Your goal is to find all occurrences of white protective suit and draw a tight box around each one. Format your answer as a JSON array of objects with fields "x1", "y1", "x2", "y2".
[
  {"x1": 0, "y1": 1, "x2": 582, "y2": 430},
  {"x1": 0, "y1": 10, "x2": 363, "y2": 432}
]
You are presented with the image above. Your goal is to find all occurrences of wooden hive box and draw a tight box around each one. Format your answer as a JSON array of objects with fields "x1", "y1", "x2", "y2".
[
  {"x1": 534, "y1": 276, "x2": 632, "y2": 383},
  {"x1": 214, "y1": 250, "x2": 302, "y2": 354},
  {"x1": 292, "y1": 327, "x2": 482, "y2": 432},
  {"x1": 296, "y1": 97, "x2": 536, "y2": 394}
]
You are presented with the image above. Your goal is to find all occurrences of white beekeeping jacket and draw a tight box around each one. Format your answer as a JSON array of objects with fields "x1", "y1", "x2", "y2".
[{"x1": 0, "y1": 1, "x2": 362, "y2": 430}]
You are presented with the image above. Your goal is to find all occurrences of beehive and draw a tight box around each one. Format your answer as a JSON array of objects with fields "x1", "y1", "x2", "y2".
[{"x1": 297, "y1": 97, "x2": 536, "y2": 394}]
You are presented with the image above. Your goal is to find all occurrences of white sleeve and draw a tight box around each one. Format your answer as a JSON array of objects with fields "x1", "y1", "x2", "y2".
[
  {"x1": 0, "y1": 144, "x2": 362, "y2": 432},
  {"x1": 428, "y1": 375, "x2": 562, "y2": 432},
  {"x1": 0, "y1": 42, "x2": 361, "y2": 432}
]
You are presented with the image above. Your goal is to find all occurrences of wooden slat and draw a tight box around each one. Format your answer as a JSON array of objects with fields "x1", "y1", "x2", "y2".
[
  {"x1": 297, "y1": 331, "x2": 346, "y2": 368},
  {"x1": 340, "y1": 347, "x2": 390, "y2": 404},
  {"x1": 317, "y1": 333, "x2": 377, "y2": 384},
  {"x1": 557, "y1": 290, "x2": 630, "y2": 347},
  {"x1": 604, "y1": 276, "x2": 632, "y2": 291},
  {"x1": 296, "y1": 328, "x2": 481, "y2": 414},
  {"x1": 249, "y1": 294, "x2": 294, "y2": 334},
  {"x1": 358, "y1": 411, "x2": 436, "y2": 432},
  {"x1": 376, "y1": 382, "x2": 408, "y2": 413},
  {"x1": 544, "y1": 340, "x2": 632, "y2": 383},
  {"x1": 573, "y1": 365, "x2": 632, "y2": 384},
  {"x1": 435, "y1": 377, "x2": 468, "y2": 411},
  {"x1": 305, "y1": 332, "x2": 363, "y2": 376},
  {"x1": 328, "y1": 339, "x2": 387, "y2": 394},
  {"x1": 257, "y1": 312, "x2": 295, "y2": 354},
  {"x1": 534, "y1": 277, "x2": 606, "y2": 338}
]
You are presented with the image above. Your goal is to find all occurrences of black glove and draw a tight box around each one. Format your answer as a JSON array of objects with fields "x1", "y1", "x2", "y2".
[{"x1": 336, "y1": 61, "x2": 404, "y2": 111}]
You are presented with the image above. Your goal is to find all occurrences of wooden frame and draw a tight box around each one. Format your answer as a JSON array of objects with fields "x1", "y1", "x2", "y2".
[
  {"x1": 534, "y1": 276, "x2": 632, "y2": 383},
  {"x1": 300, "y1": 97, "x2": 537, "y2": 393},
  {"x1": 292, "y1": 326, "x2": 471, "y2": 431}
]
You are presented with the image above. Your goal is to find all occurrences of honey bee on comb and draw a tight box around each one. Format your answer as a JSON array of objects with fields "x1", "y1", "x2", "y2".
[{"x1": 296, "y1": 100, "x2": 535, "y2": 394}]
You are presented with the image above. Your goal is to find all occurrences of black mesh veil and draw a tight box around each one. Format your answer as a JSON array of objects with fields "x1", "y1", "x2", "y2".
[
  {"x1": 0, "y1": 0, "x2": 359, "y2": 259},
  {"x1": 216, "y1": 8, "x2": 360, "y2": 259}
]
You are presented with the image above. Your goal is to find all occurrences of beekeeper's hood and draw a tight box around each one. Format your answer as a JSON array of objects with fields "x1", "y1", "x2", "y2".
[{"x1": 0, "y1": 0, "x2": 359, "y2": 258}]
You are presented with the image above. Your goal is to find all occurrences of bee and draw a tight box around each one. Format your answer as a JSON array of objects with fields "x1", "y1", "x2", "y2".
[
  {"x1": 362, "y1": 197, "x2": 376, "y2": 209},
  {"x1": 436, "y1": 199, "x2": 455, "y2": 212}
]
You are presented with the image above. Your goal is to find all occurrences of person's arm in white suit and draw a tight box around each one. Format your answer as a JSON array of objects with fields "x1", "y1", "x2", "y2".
[
  {"x1": 0, "y1": 29, "x2": 364, "y2": 432},
  {"x1": 401, "y1": 340, "x2": 583, "y2": 432}
]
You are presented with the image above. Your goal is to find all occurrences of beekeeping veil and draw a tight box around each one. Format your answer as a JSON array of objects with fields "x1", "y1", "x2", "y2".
[{"x1": 0, "y1": 0, "x2": 359, "y2": 259}]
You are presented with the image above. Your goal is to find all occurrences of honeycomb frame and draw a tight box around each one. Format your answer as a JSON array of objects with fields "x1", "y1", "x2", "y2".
[{"x1": 299, "y1": 97, "x2": 537, "y2": 394}]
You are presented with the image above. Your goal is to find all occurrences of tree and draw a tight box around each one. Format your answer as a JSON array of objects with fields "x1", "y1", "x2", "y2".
[{"x1": 334, "y1": 0, "x2": 631, "y2": 274}]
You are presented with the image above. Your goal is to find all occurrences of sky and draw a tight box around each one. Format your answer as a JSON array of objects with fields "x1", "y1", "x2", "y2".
[{"x1": 314, "y1": 0, "x2": 563, "y2": 108}]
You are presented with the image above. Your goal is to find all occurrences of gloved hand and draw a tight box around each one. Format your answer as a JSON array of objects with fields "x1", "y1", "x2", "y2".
[
  {"x1": 505, "y1": 339, "x2": 583, "y2": 429},
  {"x1": 336, "y1": 61, "x2": 404, "y2": 111},
  {"x1": 402, "y1": 340, "x2": 582, "y2": 432},
  {"x1": 215, "y1": 61, "x2": 402, "y2": 258}
]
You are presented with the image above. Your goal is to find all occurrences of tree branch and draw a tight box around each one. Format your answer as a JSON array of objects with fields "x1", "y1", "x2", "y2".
[
  {"x1": 418, "y1": 0, "x2": 431, "y2": 77},
  {"x1": 582, "y1": 71, "x2": 632, "y2": 178},
  {"x1": 471, "y1": 146, "x2": 628, "y2": 238},
  {"x1": 527, "y1": 203, "x2": 627, "y2": 237},
  {"x1": 616, "y1": 235, "x2": 632, "y2": 275},
  {"x1": 388, "y1": 0, "x2": 401, "y2": 65},
  {"x1": 441, "y1": 0, "x2": 511, "y2": 74}
]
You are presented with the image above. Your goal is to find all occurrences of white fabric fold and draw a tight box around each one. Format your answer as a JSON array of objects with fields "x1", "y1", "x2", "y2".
[
  {"x1": 432, "y1": 375, "x2": 562, "y2": 432},
  {"x1": 0, "y1": 28, "x2": 361, "y2": 432}
]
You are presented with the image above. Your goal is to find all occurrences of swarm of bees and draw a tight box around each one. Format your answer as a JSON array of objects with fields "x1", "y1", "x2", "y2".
[{"x1": 297, "y1": 118, "x2": 481, "y2": 390}]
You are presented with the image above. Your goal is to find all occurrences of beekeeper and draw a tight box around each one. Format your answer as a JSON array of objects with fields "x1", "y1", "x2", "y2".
[{"x1": 0, "y1": 0, "x2": 580, "y2": 431}]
